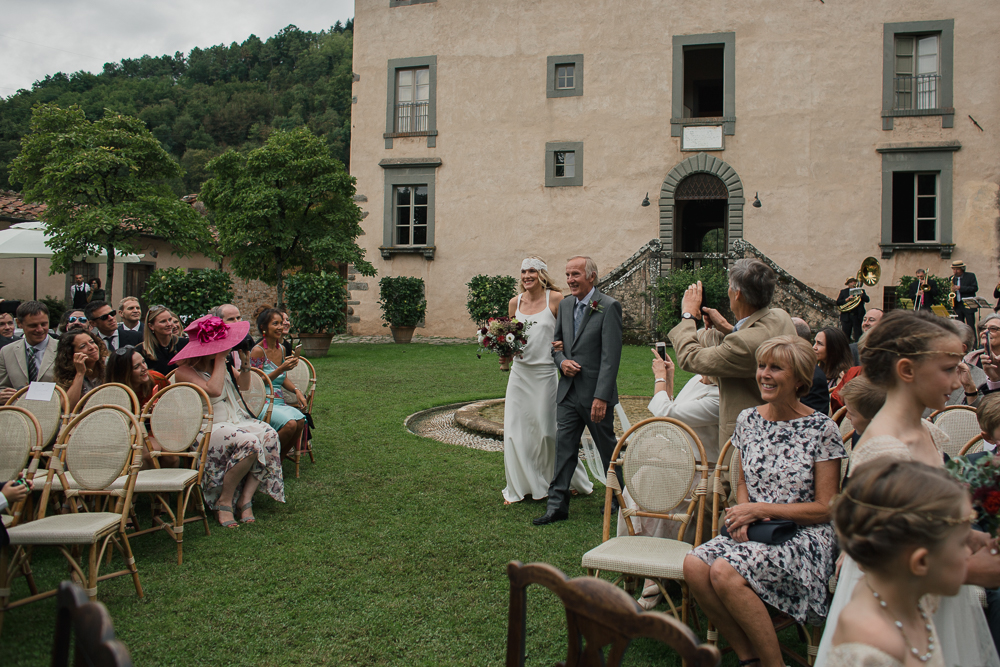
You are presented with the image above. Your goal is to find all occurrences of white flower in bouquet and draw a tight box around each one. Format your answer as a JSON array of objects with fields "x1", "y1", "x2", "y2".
[{"x1": 505, "y1": 333, "x2": 515, "y2": 344}]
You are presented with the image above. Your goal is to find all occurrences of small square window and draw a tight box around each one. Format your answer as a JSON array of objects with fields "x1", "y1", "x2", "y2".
[
  {"x1": 554, "y1": 151, "x2": 575, "y2": 178},
  {"x1": 555, "y1": 65, "x2": 574, "y2": 89}
]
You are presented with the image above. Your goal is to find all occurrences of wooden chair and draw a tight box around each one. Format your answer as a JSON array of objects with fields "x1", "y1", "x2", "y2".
[
  {"x1": 831, "y1": 406, "x2": 854, "y2": 440},
  {"x1": 284, "y1": 357, "x2": 317, "y2": 477},
  {"x1": 929, "y1": 405, "x2": 980, "y2": 457},
  {"x1": 704, "y1": 440, "x2": 825, "y2": 666},
  {"x1": 74, "y1": 383, "x2": 141, "y2": 417},
  {"x1": 6, "y1": 384, "x2": 71, "y2": 449},
  {"x1": 0, "y1": 406, "x2": 44, "y2": 530},
  {"x1": 959, "y1": 435, "x2": 987, "y2": 456},
  {"x1": 52, "y1": 581, "x2": 133, "y2": 667},
  {"x1": 241, "y1": 368, "x2": 274, "y2": 424},
  {"x1": 581, "y1": 417, "x2": 710, "y2": 625},
  {"x1": 0, "y1": 405, "x2": 144, "y2": 634},
  {"x1": 506, "y1": 561, "x2": 720, "y2": 667},
  {"x1": 112, "y1": 382, "x2": 214, "y2": 564}
]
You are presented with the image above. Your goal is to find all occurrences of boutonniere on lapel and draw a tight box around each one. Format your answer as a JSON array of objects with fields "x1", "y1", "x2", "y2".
[{"x1": 589, "y1": 300, "x2": 603, "y2": 314}]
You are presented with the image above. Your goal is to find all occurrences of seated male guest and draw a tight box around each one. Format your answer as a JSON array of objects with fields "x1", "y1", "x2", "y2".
[
  {"x1": 849, "y1": 308, "x2": 883, "y2": 365},
  {"x1": 0, "y1": 301, "x2": 58, "y2": 403},
  {"x1": 118, "y1": 297, "x2": 143, "y2": 335},
  {"x1": 791, "y1": 317, "x2": 830, "y2": 414},
  {"x1": 683, "y1": 336, "x2": 845, "y2": 667},
  {"x1": 84, "y1": 301, "x2": 141, "y2": 353},
  {"x1": 0, "y1": 309, "x2": 17, "y2": 349},
  {"x1": 668, "y1": 258, "x2": 796, "y2": 449}
]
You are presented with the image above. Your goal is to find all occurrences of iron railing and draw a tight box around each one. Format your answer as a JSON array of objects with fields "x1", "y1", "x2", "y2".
[
  {"x1": 893, "y1": 74, "x2": 939, "y2": 111},
  {"x1": 395, "y1": 101, "x2": 429, "y2": 133}
]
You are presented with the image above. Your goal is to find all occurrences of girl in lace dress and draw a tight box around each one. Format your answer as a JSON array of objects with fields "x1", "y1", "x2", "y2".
[
  {"x1": 827, "y1": 459, "x2": 975, "y2": 667},
  {"x1": 816, "y1": 311, "x2": 1000, "y2": 667}
]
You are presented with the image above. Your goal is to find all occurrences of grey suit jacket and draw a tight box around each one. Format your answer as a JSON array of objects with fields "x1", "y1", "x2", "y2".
[
  {"x1": 551, "y1": 289, "x2": 623, "y2": 407},
  {"x1": 0, "y1": 335, "x2": 58, "y2": 389}
]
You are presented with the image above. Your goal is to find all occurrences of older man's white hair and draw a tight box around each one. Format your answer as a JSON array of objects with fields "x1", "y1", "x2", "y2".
[{"x1": 568, "y1": 256, "x2": 599, "y2": 282}]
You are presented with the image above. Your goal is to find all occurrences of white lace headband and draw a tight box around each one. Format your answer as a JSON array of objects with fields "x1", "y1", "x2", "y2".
[{"x1": 521, "y1": 258, "x2": 547, "y2": 272}]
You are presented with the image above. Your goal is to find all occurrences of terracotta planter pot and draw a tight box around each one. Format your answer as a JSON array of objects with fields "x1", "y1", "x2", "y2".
[
  {"x1": 297, "y1": 333, "x2": 334, "y2": 358},
  {"x1": 390, "y1": 325, "x2": 416, "y2": 344}
]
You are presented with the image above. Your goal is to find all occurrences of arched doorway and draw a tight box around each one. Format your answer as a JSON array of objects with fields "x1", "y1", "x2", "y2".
[{"x1": 658, "y1": 153, "x2": 745, "y2": 271}]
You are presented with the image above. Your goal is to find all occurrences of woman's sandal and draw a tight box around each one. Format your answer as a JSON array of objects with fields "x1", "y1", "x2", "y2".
[
  {"x1": 237, "y1": 501, "x2": 256, "y2": 524},
  {"x1": 638, "y1": 580, "x2": 663, "y2": 610},
  {"x1": 216, "y1": 505, "x2": 239, "y2": 529}
]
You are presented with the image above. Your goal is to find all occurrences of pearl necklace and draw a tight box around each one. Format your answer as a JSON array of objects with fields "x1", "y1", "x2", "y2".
[{"x1": 866, "y1": 580, "x2": 936, "y2": 663}]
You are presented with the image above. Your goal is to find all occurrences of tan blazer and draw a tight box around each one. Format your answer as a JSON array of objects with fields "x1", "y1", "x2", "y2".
[
  {"x1": 668, "y1": 307, "x2": 796, "y2": 447},
  {"x1": 0, "y1": 336, "x2": 58, "y2": 389}
]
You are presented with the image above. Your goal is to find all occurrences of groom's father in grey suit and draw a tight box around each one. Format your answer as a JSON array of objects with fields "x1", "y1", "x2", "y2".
[{"x1": 534, "y1": 256, "x2": 623, "y2": 525}]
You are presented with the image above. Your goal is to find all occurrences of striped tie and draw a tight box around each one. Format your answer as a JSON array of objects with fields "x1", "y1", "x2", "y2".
[{"x1": 26, "y1": 346, "x2": 37, "y2": 383}]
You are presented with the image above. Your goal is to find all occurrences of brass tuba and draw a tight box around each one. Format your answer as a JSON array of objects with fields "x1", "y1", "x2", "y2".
[{"x1": 839, "y1": 257, "x2": 881, "y2": 312}]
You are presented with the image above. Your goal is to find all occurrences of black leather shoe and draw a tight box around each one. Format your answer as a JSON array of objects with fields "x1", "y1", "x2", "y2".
[
  {"x1": 533, "y1": 510, "x2": 568, "y2": 526},
  {"x1": 600, "y1": 497, "x2": 620, "y2": 516}
]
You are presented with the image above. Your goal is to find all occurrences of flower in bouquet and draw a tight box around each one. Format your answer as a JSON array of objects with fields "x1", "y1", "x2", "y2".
[
  {"x1": 946, "y1": 453, "x2": 1000, "y2": 535},
  {"x1": 474, "y1": 315, "x2": 533, "y2": 364}
]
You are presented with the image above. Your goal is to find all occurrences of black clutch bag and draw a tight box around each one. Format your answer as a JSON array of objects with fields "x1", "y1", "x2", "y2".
[{"x1": 720, "y1": 519, "x2": 798, "y2": 545}]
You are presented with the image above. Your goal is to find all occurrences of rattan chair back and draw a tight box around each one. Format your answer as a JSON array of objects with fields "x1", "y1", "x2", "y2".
[
  {"x1": 8, "y1": 384, "x2": 70, "y2": 448},
  {"x1": 145, "y1": 383, "x2": 213, "y2": 455},
  {"x1": 0, "y1": 406, "x2": 43, "y2": 481},
  {"x1": 241, "y1": 368, "x2": 273, "y2": 422},
  {"x1": 930, "y1": 406, "x2": 980, "y2": 457},
  {"x1": 959, "y1": 435, "x2": 987, "y2": 457},
  {"x1": 621, "y1": 420, "x2": 700, "y2": 515},
  {"x1": 62, "y1": 406, "x2": 140, "y2": 492},
  {"x1": 709, "y1": 440, "x2": 741, "y2": 538},
  {"x1": 75, "y1": 383, "x2": 140, "y2": 417}
]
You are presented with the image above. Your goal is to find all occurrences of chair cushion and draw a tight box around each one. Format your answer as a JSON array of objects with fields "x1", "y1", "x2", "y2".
[
  {"x1": 109, "y1": 468, "x2": 197, "y2": 493},
  {"x1": 2, "y1": 514, "x2": 11, "y2": 527},
  {"x1": 581, "y1": 536, "x2": 693, "y2": 579},
  {"x1": 7, "y1": 512, "x2": 122, "y2": 545}
]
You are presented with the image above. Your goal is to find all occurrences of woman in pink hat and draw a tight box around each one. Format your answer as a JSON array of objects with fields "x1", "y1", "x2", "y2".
[{"x1": 174, "y1": 315, "x2": 284, "y2": 528}]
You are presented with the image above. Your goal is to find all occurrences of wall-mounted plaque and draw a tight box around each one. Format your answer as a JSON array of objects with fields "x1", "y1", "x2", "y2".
[{"x1": 681, "y1": 125, "x2": 724, "y2": 151}]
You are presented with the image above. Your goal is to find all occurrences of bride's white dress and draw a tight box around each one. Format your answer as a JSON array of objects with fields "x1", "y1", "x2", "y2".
[
  {"x1": 502, "y1": 291, "x2": 593, "y2": 503},
  {"x1": 815, "y1": 424, "x2": 1000, "y2": 667}
]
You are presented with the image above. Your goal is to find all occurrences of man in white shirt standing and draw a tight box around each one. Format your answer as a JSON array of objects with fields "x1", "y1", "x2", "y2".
[{"x1": 0, "y1": 301, "x2": 58, "y2": 402}]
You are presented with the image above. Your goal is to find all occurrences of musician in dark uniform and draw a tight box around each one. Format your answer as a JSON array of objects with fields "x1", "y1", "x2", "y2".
[
  {"x1": 907, "y1": 268, "x2": 939, "y2": 311},
  {"x1": 951, "y1": 260, "x2": 979, "y2": 328},
  {"x1": 836, "y1": 276, "x2": 868, "y2": 343}
]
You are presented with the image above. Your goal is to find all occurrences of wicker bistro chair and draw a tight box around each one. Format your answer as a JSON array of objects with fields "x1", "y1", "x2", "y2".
[
  {"x1": 240, "y1": 368, "x2": 274, "y2": 424},
  {"x1": 74, "y1": 383, "x2": 141, "y2": 418},
  {"x1": 831, "y1": 406, "x2": 854, "y2": 441},
  {"x1": 6, "y1": 385, "x2": 71, "y2": 450},
  {"x1": 110, "y1": 382, "x2": 214, "y2": 565},
  {"x1": 284, "y1": 357, "x2": 317, "y2": 477},
  {"x1": 959, "y1": 435, "x2": 987, "y2": 456},
  {"x1": 581, "y1": 417, "x2": 710, "y2": 625},
  {"x1": 929, "y1": 405, "x2": 980, "y2": 457},
  {"x1": 506, "y1": 561, "x2": 721, "y2": 667},
  {"x1": 0, "y1": 407, "x2": 44, "y2": 531},
  {"x1": 0, "y1": 405, "x2": 144, "y2": 633}
]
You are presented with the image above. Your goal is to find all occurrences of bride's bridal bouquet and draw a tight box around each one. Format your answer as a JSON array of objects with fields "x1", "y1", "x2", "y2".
[
  {"x1": 946, "y1": 453, "x2": 1000, "y2": 534},
  {"x1": 476, "y1": 316, "x2": 532, "y2": 371}
]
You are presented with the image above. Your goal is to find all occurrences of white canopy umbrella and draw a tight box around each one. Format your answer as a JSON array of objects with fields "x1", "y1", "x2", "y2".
[{"x1": 0, "y1": 221, "x2": 142, "y2": 299}]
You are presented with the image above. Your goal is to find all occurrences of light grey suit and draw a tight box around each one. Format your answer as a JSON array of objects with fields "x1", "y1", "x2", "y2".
[
  {"x1": 0, "y1": 336, "x2": 58, "y2": 389},
  {"x1": 547, "y1": 289, "x2": 623, "y2": 514}
]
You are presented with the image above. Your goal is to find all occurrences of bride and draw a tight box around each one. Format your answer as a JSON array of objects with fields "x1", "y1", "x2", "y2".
[{"x1": 502, "y1": 257, "x2": 593, "y2": 504}]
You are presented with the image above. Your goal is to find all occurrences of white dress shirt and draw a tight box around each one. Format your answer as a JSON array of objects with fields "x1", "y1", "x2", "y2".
[{"x1": 647, "y1": 374, "x2": 721, "y2": 463}]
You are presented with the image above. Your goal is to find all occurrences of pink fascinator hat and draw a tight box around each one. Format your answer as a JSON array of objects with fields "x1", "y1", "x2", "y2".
[{"x1": 170, "y1": 314, "x2": 251, "y2": 364}]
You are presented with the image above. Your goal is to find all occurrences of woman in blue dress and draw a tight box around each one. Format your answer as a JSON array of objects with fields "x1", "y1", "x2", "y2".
[{"x1": 250, "y1": 308, "x2": 307, "y2": 460}]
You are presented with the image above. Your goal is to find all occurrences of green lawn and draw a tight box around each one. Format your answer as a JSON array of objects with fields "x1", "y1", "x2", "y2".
[{"x1": 1, "y1": 344, "x2": 765, "y2": 665}]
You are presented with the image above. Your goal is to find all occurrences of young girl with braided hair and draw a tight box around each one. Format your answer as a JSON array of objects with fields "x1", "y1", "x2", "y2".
[
  {"x1": 816, "y1": 310, "x2": 1000, "y2": 667},
  {"x1": 827, "y1": 459, "x2": 974, "y2": 667}
]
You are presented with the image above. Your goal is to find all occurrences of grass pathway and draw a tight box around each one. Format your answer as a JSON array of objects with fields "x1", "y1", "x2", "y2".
[{"x1": 2, "y1": 344, "x2": 735, "y2": 666}]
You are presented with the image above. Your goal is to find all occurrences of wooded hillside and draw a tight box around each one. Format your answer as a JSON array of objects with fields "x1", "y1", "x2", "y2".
[{"x1": 0, "y1": 21, "x2": 354, "y2": 194}]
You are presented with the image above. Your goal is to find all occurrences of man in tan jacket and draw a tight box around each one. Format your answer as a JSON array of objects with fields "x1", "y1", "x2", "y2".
[{"x1": 668, "y1": 258, "x2": 796, "y2": 449}]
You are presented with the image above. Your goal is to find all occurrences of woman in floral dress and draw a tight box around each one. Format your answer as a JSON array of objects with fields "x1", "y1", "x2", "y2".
[
  {"x1": 683, "y1": 335, "x2": 845, "y2": 667},
  {"x1": 174, "y1": 315, "x2": 284, "y2": 528}
]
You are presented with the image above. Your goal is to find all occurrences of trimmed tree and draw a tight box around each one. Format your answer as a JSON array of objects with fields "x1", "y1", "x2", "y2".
[
  {"x1": 9, "y1": 104, "x2": 215, "y2": 298},
  {"x1": 200, "y1": 127, "x2": 374, "y2": 307}
]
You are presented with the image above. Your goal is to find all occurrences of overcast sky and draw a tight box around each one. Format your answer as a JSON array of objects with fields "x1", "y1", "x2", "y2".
[{"x1": 0, "y1": 0, "x2": 355, "y2": 96}]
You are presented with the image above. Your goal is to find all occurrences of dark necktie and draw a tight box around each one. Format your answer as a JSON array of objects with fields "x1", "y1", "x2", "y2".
[
  {"x1": 104, "y1": 335, "x2": 115, "y2": 352},
  {"x1": 26, "y1": 346, "x2": 37, "y2": 383},
  {"x1": 573, "y1": 301, "x2": 586, "y2": 337}
]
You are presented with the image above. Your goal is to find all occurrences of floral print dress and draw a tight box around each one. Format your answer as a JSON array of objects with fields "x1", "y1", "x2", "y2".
[
  {"x1": 200, "y1": 370, "x2": 284, "y2": 510},
  {"x1": 690, "y1": 407, "x2": 846, "y2": 625}
]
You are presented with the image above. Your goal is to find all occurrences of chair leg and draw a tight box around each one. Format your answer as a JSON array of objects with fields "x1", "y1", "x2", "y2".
[
  {"x1": 808, "y1": 624, "x2": 823, "y2": 665},
  {"x1": 175, "y1": 489, "x2": 186, "y2": 565},
  {"x1": 87, "y1": 544, "x2": 99, "y2": 601},
  {"x1": 119, "y1": 532, "x2": 143, "y2": 598}
]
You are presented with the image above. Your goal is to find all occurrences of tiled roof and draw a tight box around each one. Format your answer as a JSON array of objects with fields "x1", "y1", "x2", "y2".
[{"x1": 0, "y1": 190, "x2": 47, "y2": 221}]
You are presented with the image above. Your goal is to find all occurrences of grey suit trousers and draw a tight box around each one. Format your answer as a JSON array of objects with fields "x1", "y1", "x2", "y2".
[{"x1": 547, "y1": 383, "x2": 616, "y2": 514}]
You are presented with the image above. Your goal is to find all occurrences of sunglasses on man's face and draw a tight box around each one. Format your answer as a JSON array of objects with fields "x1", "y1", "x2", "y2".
[
  {"x1": 94, "y1": 312, "x2": 117, "y2": 322},
  {"x1": 67, "y1": 316, "x2": 88, "y2": 324}
]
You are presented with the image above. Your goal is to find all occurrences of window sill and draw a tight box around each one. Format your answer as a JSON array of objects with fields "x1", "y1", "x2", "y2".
[
  {"x1": 383, "y1": 130, "x2": 438, "y2": 139},
  {"x1": 881, "y1": 108, "x2": 954, "y2": 130},
  {"x1": 670, "y1": 116, "x2": 736, "y2": 137},
  {"x1": 380, "y1": 245, "x2": 435, "y2": 260},
  {"x1": 879, "y1": 243, "x2": 955, "y2": 260}
]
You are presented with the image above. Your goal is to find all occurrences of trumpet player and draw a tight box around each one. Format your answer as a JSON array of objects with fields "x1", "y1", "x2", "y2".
[
  {"x1": 951, "y1": 260, "x2": 979, "y2": 327},
  {"x1": 907, "y1": 268, "x2": 939, "y2": 310},
  {"x1": 836, "y1": 276, "x2": 868, "y2": 342}
]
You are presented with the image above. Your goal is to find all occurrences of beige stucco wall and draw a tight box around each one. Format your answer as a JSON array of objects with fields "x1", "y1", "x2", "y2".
[{"x1": 350, "y1": 0, "x2": 1000, "y2": 336}]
